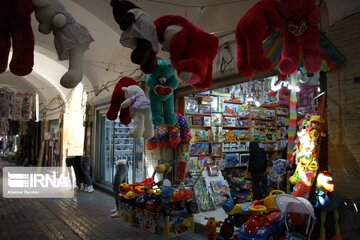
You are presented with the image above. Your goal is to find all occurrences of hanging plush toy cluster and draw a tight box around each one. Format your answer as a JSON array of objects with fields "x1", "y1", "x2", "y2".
[
  {"x1": 235, "y1": 0, "x2": 322, "y2": 78},
  {"x1": 290, "y1": 114, "x2": 324, "y2": 199},
  {"x1": 107, "y1": 1, "x2": 218, "y2": 144}
]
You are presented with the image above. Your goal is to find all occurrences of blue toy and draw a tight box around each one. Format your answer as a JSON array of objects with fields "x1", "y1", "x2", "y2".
[
  {"x1": 146, "y1": 59, "x2": 179, "y2": 126},
  {"x1": 160, "y1": 179, "x2": 174, "y2": 205}
]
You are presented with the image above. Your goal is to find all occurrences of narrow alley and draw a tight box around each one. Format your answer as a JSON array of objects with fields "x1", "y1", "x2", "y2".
[{"x1": 0, "y1": 160, "x2": 206, "y2": 240}]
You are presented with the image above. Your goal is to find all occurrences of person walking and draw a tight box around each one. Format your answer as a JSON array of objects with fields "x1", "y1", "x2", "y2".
[{"x1": 248, "y1": 141, "x2": 269, "y2": 200}]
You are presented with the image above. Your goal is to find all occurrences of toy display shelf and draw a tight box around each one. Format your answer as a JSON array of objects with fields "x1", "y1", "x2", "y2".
[
  {"x1": 222, "y1": 150, "x2": 249, "y2": 153},
  {"x1": 251, "y1": 126, "x2": 277, "y2": 130},
  {"x1": 182, "y1": 94, "x2": 290, "y2": 164},
  {"x1": 185, "y1": 112, "x2": 212, "y2": 116},
  {"x1": 222, "y1": 114, "x2": 249, "y2": 118},
  {"x1": 188, "y1": 125, "x2": 211, "y2": 128},
  {"x1": 222, "y1": 126, "x2": 249, "y2": 129}
]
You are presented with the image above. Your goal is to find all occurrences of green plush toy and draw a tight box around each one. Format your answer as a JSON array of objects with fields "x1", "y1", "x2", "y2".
[{"x1": 146, "y1": 59, "x2": 179, "y2": 126}]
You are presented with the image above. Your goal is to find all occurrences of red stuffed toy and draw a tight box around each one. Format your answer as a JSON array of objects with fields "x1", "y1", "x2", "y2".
[
  {"x1": 278, "y1": 0, "x2": 322, "y2": 75},
  {"x1": 235, "y1": 0, "x2": 281, "y2": 78},
  {"x1": 236, "y1": 0, "x2": 321, "y2": 77},
  {"x1": 106, "y1": 77, "x2": 138, "y2": 125},
  {"x1": 0, "y1": 0, "x2": 34, "y2": 76},
  {"x1": 155, "y1": 15, "x2": 219, "y2": 91}
]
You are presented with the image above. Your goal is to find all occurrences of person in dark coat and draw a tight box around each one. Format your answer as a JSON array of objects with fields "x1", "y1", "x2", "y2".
[{"x1": 248, "y1": 141, "x2": 269, "y2": 200}]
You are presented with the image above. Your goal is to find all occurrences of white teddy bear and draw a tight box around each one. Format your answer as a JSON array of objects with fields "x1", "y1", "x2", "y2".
[
  {"x1": 32, "y1": 0, "x2": 94, "y2": 88},
  {"x1": 120, "y1": 85, "x2": 154, "y2": 139}
]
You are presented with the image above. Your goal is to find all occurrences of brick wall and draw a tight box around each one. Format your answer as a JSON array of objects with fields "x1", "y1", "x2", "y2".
[{"x1": 326, "y1": 13, "x2": 360, "y2": 201}]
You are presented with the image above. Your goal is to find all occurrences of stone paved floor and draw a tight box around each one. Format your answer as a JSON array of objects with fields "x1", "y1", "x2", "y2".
[{"x1": 0, "y1": 159, "x2": 206, "y2": 240}]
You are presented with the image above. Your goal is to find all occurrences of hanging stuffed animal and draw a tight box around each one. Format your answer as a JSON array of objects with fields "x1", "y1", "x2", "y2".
[
  {"x1": 110, "y1": 0, "x2": 158, "y2": 74},
  {"x1": 120, "y1": 85, "x2": 154, "y2": 139},
  {"x1": 146, "y1": 59, "x2": 178, "y2": 126},
  {"x1": 107, "y1": 77, "x2": 138, "y2": 125},
  {"x1": 0, "y1": 0, "x2": 34, "y2": 76},
  {"x1": 32, "y1": 0, "x2": 94, "y2": 89},
  {"x1": 155, "y1": 15, "x2": 219, "y2": 91},
  {"x1": 278, "y1": 0, "x2": 322, "y2": 75},
  {"x1": 235, "y1": 0, "x2": 321, "y2": 77},
  {"x1": 235, "y1": 0, "x2": 281, "y2": 78}
]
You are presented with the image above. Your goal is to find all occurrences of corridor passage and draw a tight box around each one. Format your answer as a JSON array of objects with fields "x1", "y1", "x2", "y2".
[{"x1": 0, "y1": 160, "x2": 206, "y2": 240}]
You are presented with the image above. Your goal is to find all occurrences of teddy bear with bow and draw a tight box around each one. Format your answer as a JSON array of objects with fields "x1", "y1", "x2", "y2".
[
  {"x1": 32, "y1": 0, "x2": 94, "y2": 89},
  {"x1": 146, "y1": 59, "x2": 178, "y2": 126},
  {"x1": 154, "y1": 15, "x2": 219, "y2": 91},
  {"x1": 110, "y1": 0, "x2": 158, "y2": 74},
  {"x1": 0, "y1": 0, "x2": 34, "y2": 76},
  {"x1": 120, "y1": 85, "x2": 154, "y2": 139}
]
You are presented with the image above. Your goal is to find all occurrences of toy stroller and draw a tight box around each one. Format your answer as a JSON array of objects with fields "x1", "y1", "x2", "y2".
[
  {"x1": 275, "y1": 194, "x2": 316, "y2": 240},
  {"x1": 268, "y1": 159, "x2": 287, "y2": 190}
]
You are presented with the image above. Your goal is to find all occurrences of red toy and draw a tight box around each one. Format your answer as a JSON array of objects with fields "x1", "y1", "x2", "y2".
[
  {"x1": 106, "y1": 77, "x2": 139, "y2": 125},
  {"x1": 235, "y1": 0, "x2": 281, "y2": 78},
  {"x1": 171, "y1": 189, "x2": 193, "y2": 202},
  {"x1": 155, "y1": 15, "x2": 219, "y2": 91},
  {"x1": 235, "y1": 0, "x2": 321, "y2": 77},
  {"x1": 278, "y1": 0, "x2": 322, "y2": 75},
  {"x1": 0, "y1": 0, "x2": 34, "y2": 76}
]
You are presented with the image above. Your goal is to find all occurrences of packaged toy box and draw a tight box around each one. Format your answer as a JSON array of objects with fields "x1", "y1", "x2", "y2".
[
  {"x1": 157, "y1": 213, "x2": 195, "y2": 237},
  {"x1": 121, "y1": 202, "x2": 136, "y2": 224},
  {"x1": 143, "y1": 210, "x2": 158, "y2": 233},
  {"x1": 134, "y1": 207, "x2": 144, "y2": 228}
]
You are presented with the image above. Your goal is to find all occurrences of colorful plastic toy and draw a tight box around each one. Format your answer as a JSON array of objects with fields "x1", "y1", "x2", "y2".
[
  {"x1": 205, "y1": 217, "x2": 222, "y2": 240},
  {"x1": 235, "y1": 190, "x2": 285, "y2": 240},
  {"x1": 220, "y1": 193, "x2": 250, "y2": 239}
]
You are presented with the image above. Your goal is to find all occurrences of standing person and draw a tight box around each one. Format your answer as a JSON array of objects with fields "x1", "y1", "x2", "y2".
[
  {"x1": 110, "y1": 159, "x2": 128, "y2": 218},
  {"x1": 82, "y1": 155, "x2": 94, "y2": 193},
  {"x1": 248, "y1": 141, "x2": 269, "y2": 200}
]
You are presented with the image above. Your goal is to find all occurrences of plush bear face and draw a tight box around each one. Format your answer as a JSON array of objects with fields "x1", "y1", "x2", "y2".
[
  {"x1": 122, "y1": 85, "x2": 144, "y2": 99},
  {"x1": 149, "y1": 59, "x2": 175, "y2": 82},
  {"x1": 110, "y1": 0, "x2": 138, "y2": 26},
  {"x1": 279, "y1": 0, "x2": 315, "y2": 21}
]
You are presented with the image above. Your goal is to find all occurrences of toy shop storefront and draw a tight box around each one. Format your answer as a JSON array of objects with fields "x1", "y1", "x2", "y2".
[
  {"x1": 175, "y1": 67, "x2": 334, "y2": 236},
  {"x1": 98, "y1": 31, "x2": 351, "y2": 240},
  {"x1": 88, "y1": 2, "x2": 358, "y2": 239}
]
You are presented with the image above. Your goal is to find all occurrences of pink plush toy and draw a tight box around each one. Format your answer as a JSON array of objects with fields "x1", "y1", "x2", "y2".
[
  {"x1": 155, "y1": 15, "x2": 219, "y2": 91},
  {"x1": 278, "y1": 0, "x2": 322, "y2": 75}
]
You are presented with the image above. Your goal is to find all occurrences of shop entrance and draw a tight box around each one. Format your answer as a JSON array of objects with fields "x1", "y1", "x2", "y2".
[{"x1": 95, "y1": 107, "x2": 145, "y2": 188}]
